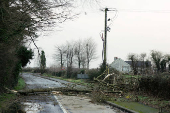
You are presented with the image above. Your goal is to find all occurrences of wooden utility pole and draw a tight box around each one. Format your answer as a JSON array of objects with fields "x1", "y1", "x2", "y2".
[
  {"x1": 102, "y1": 8, "x2": 116, "y2": 72},
  {"x1": 103, "y1": 8, "x2": 108, "y2": 70}
]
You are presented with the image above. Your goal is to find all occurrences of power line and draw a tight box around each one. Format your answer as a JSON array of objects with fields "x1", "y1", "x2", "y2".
[
  {"x1": 117, "y1": 9, "x2": 170, "y2": 13},
  {"x1": 85, "y1": 8, "x2": 170, "y2": 14}
]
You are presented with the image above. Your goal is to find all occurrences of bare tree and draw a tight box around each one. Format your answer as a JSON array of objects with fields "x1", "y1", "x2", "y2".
[
  {"x1": 74, "y1": 39, "x2": 85, "y2": 68},
  {"x1": 160, "y1": 54, "x2": 170, "y2": 73},
  {"x1": 140, "y1": 53, "x2": 147, "y2": 74},
  {"x1": 66, "y1": 42, "x2": 75, "y2": 68},
  {"x1": 150, "y1": 50, "x2": 163, "y2": 73},
  {"x1": 54, "y1": 45, "x2": 66, "y2": 70},
  {"x1": 81, "y1": 56, "x2": 87, "y2": 68},
  {"x1": 85, "y1": 38, "x2": 98, "y2": 69},
  {"x1": 165, "y1": 54, "x2": 170, "y2": 72},
  {"x1": 64, "y1": 42, "x2": 76, "y2": 78},
  {"x1": 127, "y1": 53, "x2": 139, "y2": 75},
  {"x1": 160, "y1": 59, "x2": 166, "y2": 73}
]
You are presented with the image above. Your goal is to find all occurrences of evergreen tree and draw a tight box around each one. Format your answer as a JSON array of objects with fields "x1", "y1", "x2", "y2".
[{"x1": 40, "y1": 50, "x2": 46, "y2": 74}]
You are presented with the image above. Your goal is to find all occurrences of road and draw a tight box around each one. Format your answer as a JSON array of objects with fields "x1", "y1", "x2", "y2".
[
  {"x1": 20, "y1": 73, "x2": 118, "y2": 113},
  {"x1": 21, "y1": 73, "x2": 66, "y2": 89},
  {"x1": 20, "y1": 73, "x2": 66, "y2": 113}
]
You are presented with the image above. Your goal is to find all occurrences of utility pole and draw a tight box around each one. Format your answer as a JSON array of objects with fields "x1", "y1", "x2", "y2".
[
  {"x1": 102, "y1": 8, "x2": 116, "y2": 73},
  {"x1": 103, "y1": 8, "x2": 108, "y2": 71}
]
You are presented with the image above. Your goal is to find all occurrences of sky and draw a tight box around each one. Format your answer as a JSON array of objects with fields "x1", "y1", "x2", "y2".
[{"x1": 27, "y1": 0, "x2": 170, "y2": 68}]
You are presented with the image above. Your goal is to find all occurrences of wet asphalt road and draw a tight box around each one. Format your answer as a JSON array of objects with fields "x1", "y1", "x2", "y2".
[
  {"x1": 21, "y1": 73, "x2": 66, "y2": 89},
  {"x1": 34, "y1": 74, "x2": 88, "y2": 90},
  {"x1": 20, "y1": 73, "x2": 66, "y2": 113},
  {"x1": 20, "y1": 73, "x2": 119, "y2": 113},
  {"x1": 20, "y1": 94, "x2": 64, "y2": 113}
]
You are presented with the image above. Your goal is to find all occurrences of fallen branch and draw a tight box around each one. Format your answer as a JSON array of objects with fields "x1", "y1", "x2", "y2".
[
  {"x1": 17, "y1": 87, "x2": 122, "y2": 95},
  {"x1": 103, "y1": 73, "x2": 115, "y2": 81},
  {"x1": 4, "y1": 87, "x2": 18, "y2": 95},
  {"x1": 18, "y1": 87, "x2": 92, "y2": 95}
]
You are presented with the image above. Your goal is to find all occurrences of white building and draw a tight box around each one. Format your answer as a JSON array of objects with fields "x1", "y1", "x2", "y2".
[{"x1": 110, "y1": 57, "x2": 131, "y2": 73}]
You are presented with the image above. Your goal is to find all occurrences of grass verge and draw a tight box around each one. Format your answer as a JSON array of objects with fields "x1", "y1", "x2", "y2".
[
  {"x1": 14, "y1": 77, "x2": 26, "y2": 90},
  {"x1": 107, "y1": 92, "x2": 169, "y2": 113},
  {"x1": 0, "y1": 77, "x2": 25, "y2": 111},
  {"x1": 111, "y1": 101, "x2": 159, "y2": 113},
  {"x1": 0, "y1": 94, "x2": 16, "y2": 109}
]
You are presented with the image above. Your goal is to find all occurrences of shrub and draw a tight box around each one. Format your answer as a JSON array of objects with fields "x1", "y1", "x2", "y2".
[
  {"x1": 87, "y1": 69, "x2": 100, "y2": 81},
  {"x1": 139, "y1": 75, "x2": 170, "y2": 99},
  {"x1": 51, "y1": 71, "x2": 65, "y2": 77},
  {"x1": 71, "y1": 71, "x2": 78, "y2": 79},
  {"x1": 109, "y1": 67, "x2": 121, "y2": 75},
  {"x1": 161, "y1": 72, "x2": 170, "y2": 76},
  {"x1": 79, "y1": 69, "x2": 85, "y2": 74},
  {"x1": 22, "y1": 68, "x2": 33, "y2": 72},
  {"x1": 33, "y1": 68, "x2": 41, "y2": 73}
]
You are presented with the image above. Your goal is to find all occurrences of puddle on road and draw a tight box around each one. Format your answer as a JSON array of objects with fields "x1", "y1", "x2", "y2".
[
  {"x1": 19, "y1": 94, "x2": 63, "y2": 113},
  {"x1": 22, "y1": 102, "x2": 42, "y2": 113}
]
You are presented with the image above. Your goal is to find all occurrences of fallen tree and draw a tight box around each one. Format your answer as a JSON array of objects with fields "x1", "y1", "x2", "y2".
[
  {"x1": 16, "y1": 87, "x2": 122, "y2": 95},
  {"x1": 18, "y1": 87, "x2": 92, "y2": 95}
]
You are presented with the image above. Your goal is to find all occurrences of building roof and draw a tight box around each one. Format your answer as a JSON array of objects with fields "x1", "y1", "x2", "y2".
[
  {"x1": 110, "y1": 58, "x2": 131, "y2": 72},
  {"x1": 125, "y1": 61, "x2": 151, "y2": 67},
  {"x1": 110, "y1": 58, "x2": 130, "y2": 67}
]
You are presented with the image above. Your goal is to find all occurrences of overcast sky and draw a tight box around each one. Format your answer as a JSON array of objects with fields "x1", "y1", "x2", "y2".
[{"x1": 27, "y1": 0, "x2": 170, "y2": 68}]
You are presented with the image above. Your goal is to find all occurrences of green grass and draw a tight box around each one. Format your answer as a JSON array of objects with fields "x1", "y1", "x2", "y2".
[
  {"x1": 111, "y1": 101, "x2": 159, "y2": 113},
  {"x1": 14, "y1": 77, "x2": 26, "y2": 90},
  {"x1": 0, "y1": 93, "x2": 16, "y2": 110},
  {"x1": 0, "y1": 94, "x2": 16, "y2": 105},
  {"x1": 113, "y1": 93, "x2": 170, "y2": 113},
  {"x1": 0, "y1": 77, "x2": 25, "y2": 110}
]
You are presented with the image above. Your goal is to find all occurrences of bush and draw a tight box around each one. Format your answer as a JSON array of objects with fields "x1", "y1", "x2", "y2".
[
  {"x1": 161, "y1": 72, "x2": 170, "y2": 76},
  {"x1": 51, "y1": 71, "x2": 64, "y2": 77},
  {"x1": 71, "y1": 71, "x2": 78, "y2": 79},
  {"x1": 22, "y1": 68, "x2": 33, "y2": 72},
  {"x1": 32, "y1": 68, "x2": 48, "y2": 73},
  {"x1": 87, "y1": 69, "x2": 100, "y2": 81},
  {"x1": 109, "y1": 67, "x2": 122, "y2": 75},
  {"x1": 87, "y1": 64, "x2": 122, "y2": 81},
  {"x1": 56, "y1": 71, "x2": 62, "y2": 77},
  {"x1": 139, "y1": 75, "x2": 170, "y2": 99},
  {"x1": 79, "y1": 69, "x2": 85, "y2": 74}
]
